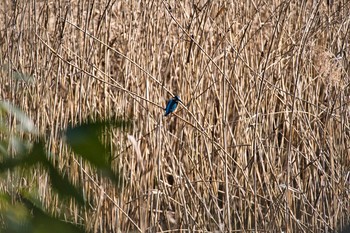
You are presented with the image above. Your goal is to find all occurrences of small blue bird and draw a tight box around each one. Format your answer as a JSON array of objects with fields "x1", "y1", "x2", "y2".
[{"x1": 164, "y1": 95, "x2": 182, "y2": 116}]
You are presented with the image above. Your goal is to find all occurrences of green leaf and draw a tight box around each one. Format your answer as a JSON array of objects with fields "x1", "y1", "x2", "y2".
[
  {"x1": 65, "y1": 122, "x2": 109, "y2": 168},
  {"x1": 19, "y1": 195, "x2": 85, "y2": 233},
  {"x1": 46, "y1": 162, "x2": 86, "y2": 206},
  {"x1": 64, "y1": 117, "x2": 132, "y2": 169},
  {"x1": 0, "y1": 101, "x2": 37, "y2": 134},
  {"x1": 65, "y1": 118, "x2": 131, "y2": 187},
  {"x1": 0, "y1": 195, "x2": 32, "y2": 233},
  {"x1": 0, "y1": 140, "x2": 45, "y2": 173}
]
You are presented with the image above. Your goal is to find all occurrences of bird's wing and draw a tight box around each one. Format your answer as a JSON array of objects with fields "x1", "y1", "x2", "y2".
[
  {"x1": 164, "y1": 99, "x2": 170, "y2": 110},
  {"x1": 165, "y1": 99, "x2": 172, "y2": 111}
]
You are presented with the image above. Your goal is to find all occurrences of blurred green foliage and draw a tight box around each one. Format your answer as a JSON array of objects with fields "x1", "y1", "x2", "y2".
[{"x1": 0, "y1": 101, "x2": 131, "y2": 233}]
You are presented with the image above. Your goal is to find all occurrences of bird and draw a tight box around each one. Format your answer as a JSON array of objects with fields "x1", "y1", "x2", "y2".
[{"x1": 164, "y1": 95, "x2": 182, "y2": 116}]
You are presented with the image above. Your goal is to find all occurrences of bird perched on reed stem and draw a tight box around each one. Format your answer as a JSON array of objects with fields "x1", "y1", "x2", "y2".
[{"x1": 164, "y1": 95, "x2": 182, "y2": 116}]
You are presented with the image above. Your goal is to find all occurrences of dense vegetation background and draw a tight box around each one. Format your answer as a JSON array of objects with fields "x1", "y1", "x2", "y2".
[{"x1": 0, "y1": 0, "x2": 349, "y2": 232}]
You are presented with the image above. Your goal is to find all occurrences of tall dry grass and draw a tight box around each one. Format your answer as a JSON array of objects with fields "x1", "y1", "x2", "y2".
[{"x1": 1, "y1": 0, "x2": 350, "y2": 232}]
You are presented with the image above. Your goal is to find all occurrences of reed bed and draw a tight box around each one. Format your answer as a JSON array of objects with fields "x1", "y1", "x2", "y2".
[{"x1": 1, "y1": 0, "x2": 349, "y2": 232}]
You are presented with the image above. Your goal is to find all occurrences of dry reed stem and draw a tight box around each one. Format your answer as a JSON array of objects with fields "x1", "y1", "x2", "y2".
[{"x1": 0, "y1": 0, "x2": 350, "y2": 232}]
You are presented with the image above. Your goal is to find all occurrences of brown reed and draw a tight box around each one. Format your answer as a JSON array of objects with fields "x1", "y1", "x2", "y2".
[{"x1": 0, "y1": 0, "x2": 349, "y2": 232}]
